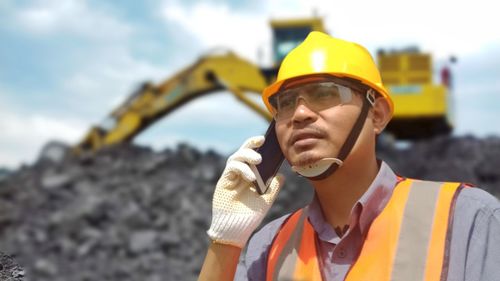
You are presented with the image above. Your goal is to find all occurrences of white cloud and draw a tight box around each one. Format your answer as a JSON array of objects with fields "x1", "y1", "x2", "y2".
[
  {"x1": 158, "y1": 1, "x2": 500, "y2": 95},
  {"x1": 274, "y1": 0, "x2": 500, "y2": 59},
  {"x1": 15, "y1": 0, "x2": 133, "y2": 41},
  {"x1": 1, "y1": 0, "x2": 172, "y2": 168},
  {"x1": 12, "y1": 0, "x2": 174, "y2": 124},
  {"x1": 62, "y1": 48, "x2": 169, "y2": 118},
  {"x1": 160, "y1": 0, "x2": 500, "y2": 66},
  {"x1": 0, "y1": 101, "x2": 88, "y2": 169},
  {"x1": 161, "y1": 1, "x2": 271, "y2": 64}
]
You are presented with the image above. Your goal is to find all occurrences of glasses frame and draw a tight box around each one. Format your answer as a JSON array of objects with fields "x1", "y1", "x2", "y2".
[{"x1": 268, "y1": 74, "x2": 372, "y2": 121}]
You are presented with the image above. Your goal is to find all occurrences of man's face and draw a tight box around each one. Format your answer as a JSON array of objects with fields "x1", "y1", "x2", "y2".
[{"x1": 274, "y1": 85, "x2": 366, "y2": 167}]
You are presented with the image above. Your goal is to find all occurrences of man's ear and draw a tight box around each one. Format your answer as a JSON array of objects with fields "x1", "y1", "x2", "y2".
[{"x1": 371, "y1": 97, "x2": 392, "y2": 135}]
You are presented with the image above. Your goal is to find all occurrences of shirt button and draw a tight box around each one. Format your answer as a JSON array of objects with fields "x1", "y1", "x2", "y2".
[{"x1": 337, "y1": 247, "x2": 347, "y2": 258}]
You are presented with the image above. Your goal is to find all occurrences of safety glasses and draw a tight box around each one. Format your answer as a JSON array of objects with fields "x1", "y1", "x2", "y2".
[{"x1": 269, "y1": 78, "x2": 362, "y2": 122}]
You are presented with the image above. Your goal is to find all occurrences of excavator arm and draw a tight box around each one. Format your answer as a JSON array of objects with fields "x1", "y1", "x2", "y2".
[{"x1": 73, "y1": 51, "x2": 276, "y2": 155}]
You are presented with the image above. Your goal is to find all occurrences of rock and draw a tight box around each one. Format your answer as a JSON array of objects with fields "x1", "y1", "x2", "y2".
[
  {"x1": 37, "y1": 140, "x2": 70, "y2": 164},
  {"x1": 129, "y1": 230, "x2": 158, "y2": 254},
  {"x1": 34, "y1": 258, "x2": 57, "y2": 275},
  {"x1": 0, "y1": 252, "x2": 25, "y2": 281},
  {"x1": 0, "y1": 167, "x2": 11, "y2": 182},
  {"x1": 40, "y1": 172, "x2": 72, "y2": 190}
]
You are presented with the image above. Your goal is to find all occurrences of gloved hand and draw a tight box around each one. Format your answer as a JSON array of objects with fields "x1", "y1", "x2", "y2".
[{"x1": 207, "y1": 136, "x2": 284, "y2": 248}]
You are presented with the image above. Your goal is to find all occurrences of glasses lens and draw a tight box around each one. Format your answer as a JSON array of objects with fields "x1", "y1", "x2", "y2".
[{"x1": 273, "y1": 82, "x2": 352, "y2": 121}]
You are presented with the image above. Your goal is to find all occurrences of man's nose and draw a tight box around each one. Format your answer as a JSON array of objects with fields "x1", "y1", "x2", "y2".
[{"x1": 291, "y1": 97, "x2": 317, "y2": 124}]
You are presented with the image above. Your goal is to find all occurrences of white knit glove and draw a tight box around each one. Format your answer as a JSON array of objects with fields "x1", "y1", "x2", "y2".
[{"x1": 207, "y1": 136, "x2": 284, "y2": 248}]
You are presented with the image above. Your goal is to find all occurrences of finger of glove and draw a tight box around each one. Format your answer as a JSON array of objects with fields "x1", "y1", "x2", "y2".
[
  {"x1": 262, "y1": 174, "x2": 284, "y2": 203},
  {"x1": 239, "y1": 135, "x2": 265, "y2": 150},
  {"x1": 225, "y1": 160, "x2": 256, "y2": 184},
  {"x1": 228, "y1": 148, "x2": 262, "y2": 165}
]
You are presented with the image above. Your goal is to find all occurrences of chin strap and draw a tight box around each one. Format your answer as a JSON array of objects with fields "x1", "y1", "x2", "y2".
[{"x1": 294, "y1": 89, "x2": 375, "y2": 181}]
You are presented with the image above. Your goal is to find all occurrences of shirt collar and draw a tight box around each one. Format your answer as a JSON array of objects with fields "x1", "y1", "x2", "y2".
[{"x1": 307, "y1": 161, "x2": 398, "y2": 242}]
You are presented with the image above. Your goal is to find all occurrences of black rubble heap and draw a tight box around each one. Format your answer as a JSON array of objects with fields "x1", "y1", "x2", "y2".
[
  {"x1": 0, "y1": 135, "x2": 499, "y2": 281},
  {"x1": 0, "y1": 251, "x2": 25, "y2": 281}
]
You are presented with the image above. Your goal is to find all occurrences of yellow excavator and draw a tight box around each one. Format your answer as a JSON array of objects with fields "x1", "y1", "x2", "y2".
[
  {"x1": 72, "y1": 51, "x2": 273, "y2": 155},
  {"x1": 73, "y1": 17, "x2": 452, "y2": 155}
]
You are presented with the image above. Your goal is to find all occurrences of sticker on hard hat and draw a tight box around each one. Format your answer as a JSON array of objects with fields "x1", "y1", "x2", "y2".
[{"x1": 389, "y1": 85, "x2": 422, "y2": 95}]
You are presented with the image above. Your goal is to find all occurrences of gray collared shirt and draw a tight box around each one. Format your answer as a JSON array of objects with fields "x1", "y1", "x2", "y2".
[{"x1": 236, "y1": 162, "x2": 500, "y2": 281}]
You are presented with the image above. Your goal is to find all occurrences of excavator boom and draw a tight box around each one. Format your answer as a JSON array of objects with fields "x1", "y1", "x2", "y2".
[{"x1": 73, "y1": 52, "x2": 275, "y2": 155}]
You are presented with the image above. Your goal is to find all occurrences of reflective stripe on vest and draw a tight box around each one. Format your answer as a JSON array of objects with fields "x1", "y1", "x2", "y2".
[
  {"x1": 265, "y1": 179, "x2": 463, "y2": 281},
  {"x1": 266, "y1": 207, "x2": 322, "y2": 281}
]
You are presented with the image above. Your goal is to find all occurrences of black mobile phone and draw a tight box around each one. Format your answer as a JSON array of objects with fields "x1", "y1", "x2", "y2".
[{"x1": 250, "y1": 120, "x2": 285, "y2": 195}]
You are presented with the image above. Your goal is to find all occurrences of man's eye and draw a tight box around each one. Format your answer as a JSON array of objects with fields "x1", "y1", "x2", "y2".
[
  {"x1": 312, "y1": 89, "x2": 334, "y2": 100},
  {"x1": 279, "y1": 96, "x2": 295, "y2": 110},
  {"x1": 269, "y1": 96, "x2": 278, "y2": 109},
  {"x1": 319, "y1": 91, "x2": 333, "y2": 98}
]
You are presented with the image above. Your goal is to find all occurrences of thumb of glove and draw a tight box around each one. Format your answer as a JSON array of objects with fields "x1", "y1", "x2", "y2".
[{"x1": 260, "y1": 173, "x2": 284, "y2": 206}]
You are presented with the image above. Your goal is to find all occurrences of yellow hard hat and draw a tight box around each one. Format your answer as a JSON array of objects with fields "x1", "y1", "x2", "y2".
[{"x1": 262, "y1": 31, "x2": 393, "y2": 115}]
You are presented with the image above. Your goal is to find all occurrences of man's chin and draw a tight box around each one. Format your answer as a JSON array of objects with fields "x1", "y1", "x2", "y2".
[{"x1": 290, "y1": 152, "x2": 323, "y2": 167}]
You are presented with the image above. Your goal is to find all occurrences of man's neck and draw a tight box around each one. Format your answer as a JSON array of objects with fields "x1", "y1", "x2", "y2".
[{"x1": 311, "y1": 154, "x2": 379, "y2": 229}]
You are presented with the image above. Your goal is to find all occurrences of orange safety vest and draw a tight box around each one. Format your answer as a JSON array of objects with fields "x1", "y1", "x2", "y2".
[{"x1": 266, "y1": 178, "x2": 464, "y2": 281}]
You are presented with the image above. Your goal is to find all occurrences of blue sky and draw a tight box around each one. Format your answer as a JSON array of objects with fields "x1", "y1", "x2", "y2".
[{"x1": 1, "y1": 0, "x2": 500, "y2": 169}]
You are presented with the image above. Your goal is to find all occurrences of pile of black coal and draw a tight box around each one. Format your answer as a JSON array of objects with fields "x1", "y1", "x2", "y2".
[
  {"x1": 0, "y1": 135, "x2": 498, "y2": 281},
  {"x1": 0, "y1": 251, "x2": 25, "y2": 281},
  {"x1": 378, "y1": 135, "x2": 500, "y2": 197}
]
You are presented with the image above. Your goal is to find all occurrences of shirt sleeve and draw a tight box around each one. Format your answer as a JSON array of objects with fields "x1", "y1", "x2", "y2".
[
  {"x1": 465, "y1": 203, "x2": 500, "y2": 280},
  {"x1": 447, "y1": 187, "x2": 500, "y2": 281},
  {"x1": 234, "y1": 214, "x2": 290, "y2": 281}
]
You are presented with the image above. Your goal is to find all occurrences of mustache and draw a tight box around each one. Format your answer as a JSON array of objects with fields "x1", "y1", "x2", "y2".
[{"x1": 288, "y1": 125, "x2": 328, "y2": 146}]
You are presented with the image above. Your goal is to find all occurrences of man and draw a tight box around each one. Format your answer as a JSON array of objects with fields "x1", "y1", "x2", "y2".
[{"x1": 198, "y1": 32, "x2": 500, "y2": 281}]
